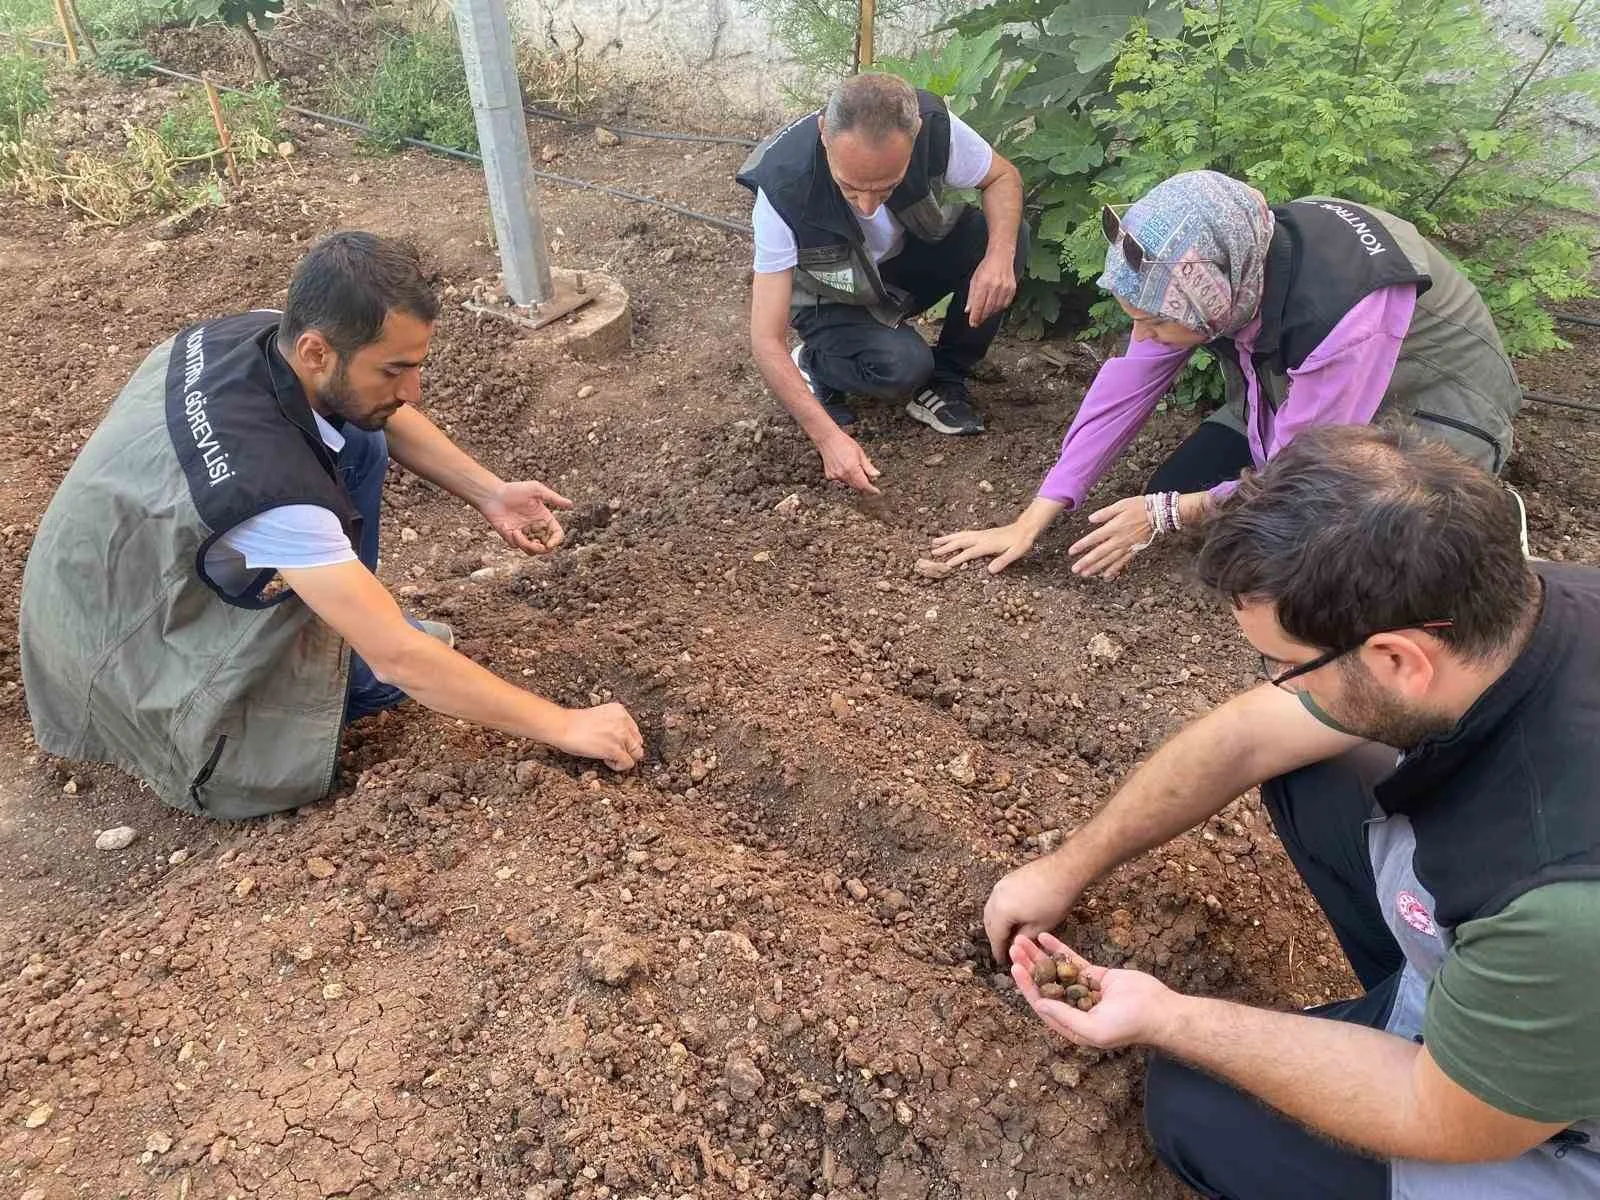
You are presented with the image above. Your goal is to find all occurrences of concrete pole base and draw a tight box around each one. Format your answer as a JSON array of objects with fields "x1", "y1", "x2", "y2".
[{"x1": 465, "y1": 267, "x2": 632, "y2": 360}]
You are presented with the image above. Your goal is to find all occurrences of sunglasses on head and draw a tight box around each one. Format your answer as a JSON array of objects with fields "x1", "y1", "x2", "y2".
[
  {"x1": 1101, "y1": 203, "x2": 1185, "y2": 273},
  {"x1": 1259, "y1": 620, "x2": 1455, "y2": 689}
]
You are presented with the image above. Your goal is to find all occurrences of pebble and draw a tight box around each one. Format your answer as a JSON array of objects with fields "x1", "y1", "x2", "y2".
[
  {"x1": 95, "y1": 826, "x2": 136, "y2": 852},
  {"x1": 234, "y1": 876, "x2": 256, "y2": 899},
  {"x1": 167, "y1": 848, "x2": 191, "y2": 866},
  {"x1": 23, "y1": 1103, "x2": 53, "y2": 1128},
  {"x1": 306, "y1": 857, "x2": 337, "y2": 879},
  {"x1": 62, "y1": 777, "x2": 78, "y2": 795},
  {"x1": 723, "y1": 1053, "x2": 765, "y2": 1101},
  {"x1": 145, "y1": 1131, "x2": 173, "y2": 1153},
  {"x1": 276, "y1": 140, "x2": 295, "y2": 157},
  {"x1": 923, "y1": 453, "x2": 946, "y2": 466},
  {"x1": 828, "y1": 692, "x2": 852, "y2": 721},
  {"x1": 400, "y1": 526, "x2": 419, "y2": 543},
  {"x1": 977, "y1": 479, "x2": 994, "y2": 493},
  {"x1": 844, "y1": 878, "x2": 869, "y2": 901},
  {"x1": 773, "y1": 492, "x2": 801, "y2": 515},
  {"x1": 1087, "y1": 631, "x2": 1123, "y2": 664},
  {"x1": 577, "y1": 384, "x2": 597, "y2": 399},
  {"x1": 595, "y1": 127, "x2": 622, "y2": 147},
  {"x1": 1050, "y1": 1060, "x2": 1082, "y2": 1088},
  {"x1": 322, "y1": 982, "x2": 346, "y2": 1000},
  {"x1": 914, "y1": 557, "x2": 952, "y2": 580},
  {"x1": 945, "y1": 751, "x2": 978, "y2": 786}
]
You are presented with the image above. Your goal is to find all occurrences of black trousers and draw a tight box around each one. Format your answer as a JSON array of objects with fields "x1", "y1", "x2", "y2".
[
  {"x1": 791, "y1": 208, "x2": 1029, "y2": 397},
  {"x1": 1146, "y1": 421, "x2": 1253, "y2": 494},
  {"x1": 1144, "y1": 750, "x2": 1405, "y2": 1199}
]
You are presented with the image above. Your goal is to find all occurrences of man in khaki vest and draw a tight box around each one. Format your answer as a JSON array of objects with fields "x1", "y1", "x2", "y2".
[{"x1": 21, "y1": 232, "x2": 642, "y2": 820}]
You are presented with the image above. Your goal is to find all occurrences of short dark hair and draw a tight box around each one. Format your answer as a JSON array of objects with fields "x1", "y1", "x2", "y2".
[
  {"x1": 1196, "y1": 424, "x2": 1536, "y2": 660},
  {"x1": 823, "y1": 73, "x2": 919, "y2": 142},
  {"x1": 279, "y1": 231, "x2": 439, "y2": 357}
]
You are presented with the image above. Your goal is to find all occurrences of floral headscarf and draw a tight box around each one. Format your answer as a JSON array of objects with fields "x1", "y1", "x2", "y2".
[{"x1": 1097, "y1": 170, "x2": 1275, "y2": 338}]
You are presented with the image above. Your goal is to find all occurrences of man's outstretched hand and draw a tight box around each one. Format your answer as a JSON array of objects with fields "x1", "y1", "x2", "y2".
[
  {"x1": 481, "y1": 480, "x2": 575, "y2": 554},
  {"x1": 819, "y1": 431, "x2": 882, "y2": 495}
]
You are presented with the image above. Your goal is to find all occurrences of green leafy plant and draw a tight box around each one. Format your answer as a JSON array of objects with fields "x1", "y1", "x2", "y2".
[
  {"x1": 334, "y1": 24, "x2": 477, "y2": 153},
  {"x1": 0, "y1": 48, "x2": 49, "y2": 149},
  {"x1": 153, "y1": 81, "x2": 280, "y2": 160},
  {"x1": 92, "y1": 37, "x2": 158, "y2": 79},
  {"x1": 172, "y1": 0, "x2": 283, "y2": 79},
  {"x1": 889, "y1": 0, "x2": 1599, "y2": 362}
]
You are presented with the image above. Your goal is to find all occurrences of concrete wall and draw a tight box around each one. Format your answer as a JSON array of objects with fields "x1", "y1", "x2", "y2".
[{"x1": 505, "y1": 0, "x2": 1600, "y2": 132}]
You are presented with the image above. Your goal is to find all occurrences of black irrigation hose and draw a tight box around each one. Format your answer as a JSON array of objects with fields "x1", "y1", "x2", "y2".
[
  {"x1": 522, "y1": 104, "x2": 758, "y2": 148},
  {"x1": 1554, "y1": 310, "x2": 1600, "y2": 329},
  {"x1": 1522, "y1": 389, "x2": 1600, "y2": 414},
  {"x1": 17, "y1": 36, "x2": 753, "y2": 237}
]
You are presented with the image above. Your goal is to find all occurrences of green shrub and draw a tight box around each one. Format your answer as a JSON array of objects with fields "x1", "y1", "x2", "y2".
[
  {"x1": 335, "y1": 25, "x2": 477, "y2": 153},
  {"x1": 889, "y1": 0, "x2": 1599, "y2": 362},
  {"x1": 0, "y1": 48, "x2": 49, "y2": 147},
  {"x1": 153, "y1": 81, "x2": 281, "y2": 161}
]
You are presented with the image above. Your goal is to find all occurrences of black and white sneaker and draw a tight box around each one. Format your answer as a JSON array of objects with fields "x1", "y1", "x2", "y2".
[
  {"x1": 906, "y1": 382, "x2": 985, "y2": 435},
  {"x1": 792, "y1": 343, "x2": 856, "y2": 427}
]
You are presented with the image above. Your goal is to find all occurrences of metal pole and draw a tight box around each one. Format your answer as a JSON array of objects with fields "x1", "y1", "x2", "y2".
[{"x1": 453, "y1": 0, "x2": 553, "y2": 305}]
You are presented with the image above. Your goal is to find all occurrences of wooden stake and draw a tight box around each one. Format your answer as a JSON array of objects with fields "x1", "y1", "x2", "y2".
[
  {"x1": 64, "y1": 0, "x2": 98, "y2": 59},
  {"x1": 202, "y1": 75, "x2": 241, "y2": 186},
  {"x1": 51, "y1": 0, "x2": 79, "y2": 65},
  {"x1": 856, "y1": 0, "x2": 876, "y2": 70}
]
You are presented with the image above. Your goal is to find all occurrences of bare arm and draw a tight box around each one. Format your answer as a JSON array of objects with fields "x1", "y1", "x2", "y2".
[
  {"x1": 750, "y1": 269, "x2": 881, "y2": 494},
  {"x1": 282, "y1": 560, "x2": 643, "y2": 769},
  {"x1": 965, "y1": 151, "x2": 1025, "y2": 327},
  {"x1": 383, "y1": 403, "x2": 500, "y2": 508},
  {"x1": 1014, "y1": 935, "x2": 1568, "y2": 1163},
  {"x1": 985, "y1": 684, "x2": 1363, "y2": 959},
  {"x1": 383, "y1": 404, "x2": 574, "y2": 554}
]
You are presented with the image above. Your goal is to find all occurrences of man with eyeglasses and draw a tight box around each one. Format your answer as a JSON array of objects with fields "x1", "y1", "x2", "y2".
[
  {"x1": 985, "y1": 424, "x2": 1600, "y2": 1198},
  {"x1": 737, "y1": 72, "x2": 1027, "y2": 492}
]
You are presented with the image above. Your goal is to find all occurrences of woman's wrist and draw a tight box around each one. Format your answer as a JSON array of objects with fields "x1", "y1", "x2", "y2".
[{"x1": 1177, "y1": 491, "x2": 1214, "y2": 527}]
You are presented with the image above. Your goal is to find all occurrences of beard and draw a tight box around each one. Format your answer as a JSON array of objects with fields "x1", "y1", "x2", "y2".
[
  {"x1": 316, "y1": 359, "x2": 396, "y2": 432},
  {"x1": 1325, "y1": 658, "x2": 1456, "y2": 750}
]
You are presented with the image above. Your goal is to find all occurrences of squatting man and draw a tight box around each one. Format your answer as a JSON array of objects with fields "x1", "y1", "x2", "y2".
[
  {"x1": 987, "y1": 425, "x2": 1600, "y2": 1198},
  {"x1": 21, "y1": 232, "x2": 643, "y2": 820},
  {"x1": 739, "y1": 72, "x2": 1026, "y2": 493}
]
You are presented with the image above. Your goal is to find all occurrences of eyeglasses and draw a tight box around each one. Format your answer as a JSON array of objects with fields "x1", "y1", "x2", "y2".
[
  {"x1": 1260, "y1": 620, "x2": 1455, "y2": 688},
  {"x1": 1101, "y1": 203, "x2": 1185, "y2": 273}
]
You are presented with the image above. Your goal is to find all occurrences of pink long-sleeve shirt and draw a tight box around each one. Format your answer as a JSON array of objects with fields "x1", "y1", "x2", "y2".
[{"x1": 1038, "y1": 284, "x2": 1418, "y2": 507}]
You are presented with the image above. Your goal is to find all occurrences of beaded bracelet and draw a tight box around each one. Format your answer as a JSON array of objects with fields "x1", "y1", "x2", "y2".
[{"x1": 1142, "y1": 491, "x2": 1184, "y2": 537}]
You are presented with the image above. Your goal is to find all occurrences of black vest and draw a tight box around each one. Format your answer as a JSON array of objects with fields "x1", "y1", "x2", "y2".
[
  {"x1": 1211, "y1": 200, "x2": 1430, "y2": 384},
  {"x1": 736, "y1": 91, "x2": 962, "y2": 319},
  {"x1": 1373, "y1": 564, "x2": 1600, "y2": 929},
  {"x1": 163, "y1": 311, "x2": 360, "y2": 607}
]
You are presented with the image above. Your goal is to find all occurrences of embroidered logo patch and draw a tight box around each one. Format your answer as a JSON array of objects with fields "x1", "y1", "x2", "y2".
[
  {"x1": 1396, "y1": 890, "x2": 1437, "y2": 937},
  {"x1": 811, "y1": 267, "x2": 855, "y2": 292}
]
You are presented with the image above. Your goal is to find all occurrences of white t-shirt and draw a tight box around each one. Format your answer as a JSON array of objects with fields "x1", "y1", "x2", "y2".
[
  {"x1": 202, "y1": 411, "x2": 357, "y2": 595},
  {"x1": 751, "y1": 112, "x2": 995, "y2": 273}
]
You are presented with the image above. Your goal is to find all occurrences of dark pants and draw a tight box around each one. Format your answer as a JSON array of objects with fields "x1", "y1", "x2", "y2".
[
  {"x1": 336, "y1": 425, "x2": 410, "y2": 721},
  {"x1": 1146, "y1": 421, "x2": 1253, "y2": 494},
  {"x1": 791, "y1": 208, "x2": 1028, "y2": 396},
  {"x1": 1144, "y1": 751, "x2": 1404, "y2": 1199}
]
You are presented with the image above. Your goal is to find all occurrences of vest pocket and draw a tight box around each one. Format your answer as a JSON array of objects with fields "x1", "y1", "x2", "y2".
[
  {"x1": 188, "y1": 734, "x2": 228, "y2": 809},
  {"x1": 1411, "y1": 409, "x2": 1503, "y2": 472}
]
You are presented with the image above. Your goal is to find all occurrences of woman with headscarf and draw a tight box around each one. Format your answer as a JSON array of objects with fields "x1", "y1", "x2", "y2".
[{"x1": 930, "y1": 170, "x2": 1522, "y2": 578}]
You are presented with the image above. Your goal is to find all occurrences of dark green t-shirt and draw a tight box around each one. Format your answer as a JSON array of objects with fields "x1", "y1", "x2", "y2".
[{"x1": 1425, "y1": 881, "x2": 1600, "y2": 1123}]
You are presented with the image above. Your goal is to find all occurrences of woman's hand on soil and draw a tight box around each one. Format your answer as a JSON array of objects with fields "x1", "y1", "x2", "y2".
[
  {"x1": 819, "y1": 431, "x2": 882, "y2": 495},
  {"x1": 930, "y1": 521, "x2": 1038, "y2": 574},
  {"x1": 1068, "y1": 495, "x2": 1153, "y2": 579},
  {"x1": 553, "y1": 702, "x2": 645, "y2": 771},
  {"x1": 482, "y1": 479, "x2": 574, "y2": 554},
  {"x1": 983, "y1": 853, "x2": 1086, "y2": 963},
  {"x1": 1010, "y1": 933, "x2": 1176, "y2": 1050}
]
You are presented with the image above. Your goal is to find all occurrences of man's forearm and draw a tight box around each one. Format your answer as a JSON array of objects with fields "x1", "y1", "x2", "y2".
[
  {"x1": 383, "y1": 405, "x2": 502, "y2": 509},
  {"x1": 979, "y1": 166, "x2": 1024, "y2": 262},
  {"x1": 1048, "y1": 687, "x2": 1355, "y2": 885},
  {"x1": 753, "y1": 336, "x2": 841, "y2": 446},
  {"x1": 376, "y1": 630, "x2": 569, "y2": 745},
  {"x1": 1154, "y1": 994, "x2": 1425, "y2": 1160}
]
